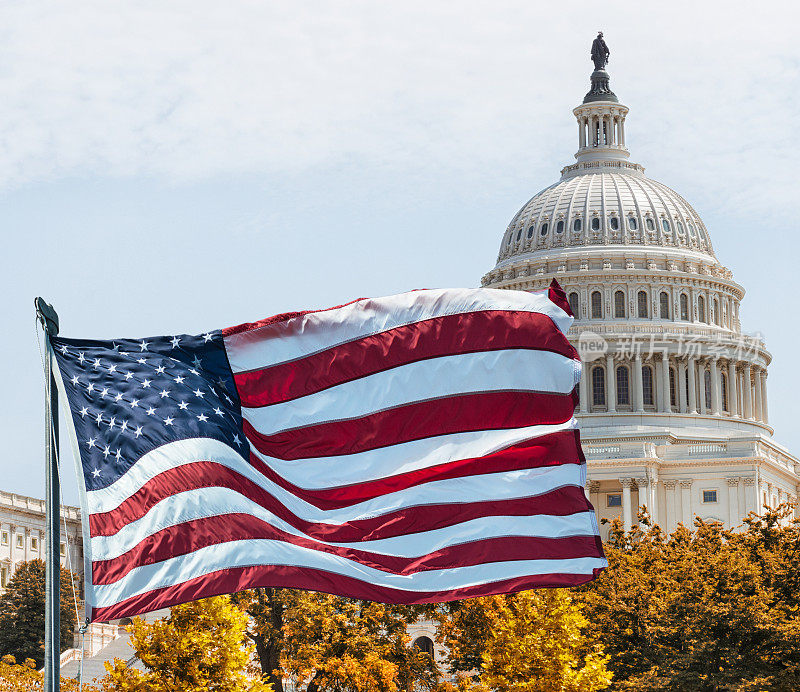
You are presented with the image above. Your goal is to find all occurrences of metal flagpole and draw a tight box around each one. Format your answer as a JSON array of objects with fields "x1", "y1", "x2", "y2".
[{"x1": 36, "y1": 298, "x2": 60, "y2": 692}]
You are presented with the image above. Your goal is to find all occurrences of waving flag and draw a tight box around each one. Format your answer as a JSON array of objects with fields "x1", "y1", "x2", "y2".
[{"x1": 51, "y1": 281, "x2": 605, "y2": 622}]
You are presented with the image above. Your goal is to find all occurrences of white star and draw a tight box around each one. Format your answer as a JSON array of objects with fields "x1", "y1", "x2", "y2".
[
  {"x1": 192, "y1": 355, "x2": 202, "y2": 368},
  {"x1": 189, "y1": 368, "x2": 199, "y2": 376},
  {"x1": 139, "y1": 340, "x2": 149, "y2": 351},
  {"x1": 213, "y1": 407, "x2": 224, "y2": 417},
  {"x1": 112, "y1": 343, "x2": 120, "y2": 352},
  {"x1": 102, "y1": 445, "x2": 111, "y2": 459},
  {"x1": 170, "y1": 336, "x2": 181, "y2": 348},
  {"x1": 100, "y1": 388, "x2": 109, "y2": 398},
  {"x1": 202, "y1": 332, "x2": 213, "y2": 342},
  {"x1": 193, "y1": 388, "x2": 204, "y2": 398},
  {"x1": 134, "y1": 426, "x2": 143, "y2": 438},
  {"x1": 108, "y1": 364, "x2": 118, "y2": 373},
  {"x1": 130, "y1": 399, "x2": 139, "y2": 408},
  {"x1": 114, "y1": 393, "x2": 124, "y2": 402},
  {"x1": 124, "y1": 372, "x2": 133, "y2": 380},
  {"x1": 174, "y1": 376, "x2": 185, "y2": 384},
  {"x1": 115, "y1": 449, "x2": 122, "y2": 461},
  {"x1": 87, "y1": 437, "x2": 96, "y2": 448},
  {"x1": 196, "y1": 413, "x2": 208, "y2": 422},
  {"x1": 91, "y1": 468, "x2": 101, "y2": 478},
  {"x1": 224, "y1": 394, "x2": 233, "y2": 405},
  {"x1": 233, "y1": 434, "x2": 242, "y2": 446},
  {"x1": 70, "y1": 375, "x2": 79, "y2": 385},
  {"x1": 93, "y1": 358, "x2": 102, "y2": 369},
  {"x1": 159, "y1": 389, "x2": 171, "y2": 398},
  {"x1": 79, "y1": 407, "x2": 89, "y2": 418},
  {"x1": 163, "y1": 416, "x2": 174, "y2": 426},
  {"x1": 86, "y1": 383, "x2": 94, "y2": 393},
  {"x1": 146, "y1": 406, "x2": 156, "y2": 416},
  {"x1": 137, "y1": 357, "x2": 147, "y2": 364},
  {"x1": 142, "y1": 379, "x2": 151, "y2": 388},
  {"x1": 108, "y1": 417, "x2": 116, "y2": 430},
  {"x1": 77, "y1": 352, "x2": 86, "y2": 364},
  {"x1": 59, "y1": 344, "x2": 69, "y2": 354},
  {"x1": 155, "y1": 365, "x2": 166, "y2": 374},
  {"x1": 178, "y1": 401, "x2": 189, "y2": 410},
  {"x1": 119, "y1": 420, "x2": 128, "y2": 433},
  {"x1": 95, "y1": 413, "x2": 103, "y2": 425}
]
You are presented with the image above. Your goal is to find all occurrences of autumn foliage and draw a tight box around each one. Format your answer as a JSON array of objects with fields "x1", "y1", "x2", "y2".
[{"x1": 0, "y1": 654, "x2": 98, "y2": 692}]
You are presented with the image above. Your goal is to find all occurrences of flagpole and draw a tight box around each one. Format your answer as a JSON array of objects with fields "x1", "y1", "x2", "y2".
[{"x1": 36, "y1": 298, "x2": 60, "y2": 692}]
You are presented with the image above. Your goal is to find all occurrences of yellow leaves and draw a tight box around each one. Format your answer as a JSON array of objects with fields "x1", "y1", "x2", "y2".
[{"x1": 0, "y1": 654, "x2": 100, "y2": 692}]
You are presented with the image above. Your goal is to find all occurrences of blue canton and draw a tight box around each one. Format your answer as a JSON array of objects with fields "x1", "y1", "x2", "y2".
[{"x1": 50, "y1": 331, "x2": 246, "y2": 491}]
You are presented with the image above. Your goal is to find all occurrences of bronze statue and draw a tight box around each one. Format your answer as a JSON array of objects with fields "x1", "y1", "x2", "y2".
[{"x1": 591, "y1": 31, "x2": 609, "y2": 71}]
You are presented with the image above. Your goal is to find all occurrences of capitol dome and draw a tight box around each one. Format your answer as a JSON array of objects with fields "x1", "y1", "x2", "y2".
[{"x1": 480, "y1": 36, "x2": 798, "y2": 535}]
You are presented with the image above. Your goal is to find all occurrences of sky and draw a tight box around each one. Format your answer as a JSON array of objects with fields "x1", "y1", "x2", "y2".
[{"x1": 0, "y1": 1, "x2": 797, "y2": 505}]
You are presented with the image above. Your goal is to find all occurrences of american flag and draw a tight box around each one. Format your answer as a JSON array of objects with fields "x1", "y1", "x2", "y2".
[{"x1": 51, "y1": 282, "x2": 605, "y2": 623}]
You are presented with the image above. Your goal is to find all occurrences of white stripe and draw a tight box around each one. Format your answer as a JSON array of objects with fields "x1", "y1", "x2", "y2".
[
  {"x1": 90, "y1": 454, "x2": 584, "y2": 535},
  {"x1": 92, "y1": 538, "x2": 605, "y2": 608},
  {"x1": 252, "y1": 419, "x2": 578, "y2": 490},
  {"x1": 224, "y1": 287, "x2": 572, "y2": 374},
  {"x1": 241, "y1": 349, "x2": 580, "y2": 436},
  {"x1": 91, "y1": 482, "x2": 597, "y2": 561}
]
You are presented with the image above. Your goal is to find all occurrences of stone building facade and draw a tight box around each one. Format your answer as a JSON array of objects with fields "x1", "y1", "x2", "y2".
[{"x1": 480, "y1": 57, "x2": 799, "y2": 536}]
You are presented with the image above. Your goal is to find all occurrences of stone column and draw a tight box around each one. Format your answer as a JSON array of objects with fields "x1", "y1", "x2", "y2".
[
  {"x1": 698, "y1": 360, "x2": 707, "y2": 414},
  {"x1": 621, "y1": 478, "x2": 633, "y2": 532},
  {"x1": 743, "y1": 477, "x2": 756, "y2": 517},
  {"x1": 727, "y1": 360, "x2": 738, "y2": 417},
  {"x1": 760, "y1": 371, "x2": 769, "y2": 424},
  {"x1": 606, "y1": 353, "x2": 616, "y2": 413},
  {"x1": 633, "y1": 353, "x2": 644, "y2": 412},
  {"x1": 579, "y1": 361, "x2": 590, "y2": 413},
  {"x1": 587, "y1": 480, "x2": 600, "y2": 510},
  {"x1": 635, "y1": 477, "x2": 649, "y2": 519},
  {"x1": 678, "y1": 360, "x2": 688, "y2": 413},
  {"x1": 754, "y1": 367, "x2": 763, "y2": 422},
  {"x1": 710, "y1": 357, "x2": 721, "y2": 415},
  {"x1": 578, "y1": 118, "x2": 585, "y2": 148},
  {"x1": 680, "y1": 479, "x2": 693, "y2": 527},
  {"x1": 743, "y1": 364, "x2": 753, "y2": 419},
  {"x1": 687, "y1": 357, "x2": 698, "y2": 414},
  {"x1": 727, "y1": 477, "x2": 740, "y2": 528},
  {"x1": 664, "y1": 480, "x2": 678, "y2": 533}
]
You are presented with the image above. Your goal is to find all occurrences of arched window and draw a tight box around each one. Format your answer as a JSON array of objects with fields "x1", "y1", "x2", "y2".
[
  {"x1": 642, "y1": 366, "x2": 654, "y2": 406},
  {"x1": 704, "y1": 370, "x2": 712, "y2": 410},
  {"x1": 614, "y1": 290, "x2": 626, "y2": 318},
  {"x1": 721, "y1": 372, "x2": 729, "y2": 412},
  {"x1": 592, "y1": 366, "x2": 606, "y2": 406},
  {"x1": 609, "y1": 216, "x2": 619, "y2": 230},
  {"x1": 698, "y1": 295, "x2": 706, "y2": 322},
  {"x1": 616, "y1": 366, "x2": 630, "y2": 406},
  {"x1": 591, "y1": 291, "x2": 603, "y2": 319},
  {"x1": 669, "y1": 367, "x2": 677, "y2": 408},
  {"x1": 540, "y1": 223, "x2": 549, "y2": 236},
  {"x1": 413, "y1": 637, "x2": 435, "y2": 657},
  {"x1": 646, "y1": 218, "x2": 655, "y2": 231},
  {"x1": 660, "y1": 292, "x2": 670, "y2": 319},
  {"x1": 627, "y1": 216, "x2": 638, "y2": 230},
  {"x1": 591, "y1": 217, "x2": 600, "y2": 231},
  {"x1": 527, "y1": 225, "x2": 534, "y2": 238},
  {"x1": 516, "y1": 227, "x2": 522, "y2": 242},
  {"x1": 662, "y1": 219, "x2": 671, "y2": 233},
  {"x1": 568, "y1": 292, "x2": 579, "y2": 317},
  {"x1": 637, "y1": 290, "x2": 649, "y2": 318},
  {"x1": 680, "y1": 294, "x2": 689, "y2": 321},
  {"x1": 713, "y1": 298, "x2": 720, "y2": 326},
  {"x1": 573, "y1": 218, "x2": 582, "y2": 232},
  {"x1": 506, "y1": 234, "x2": 513, "y2": 247},
  {"x1": 556, "y1": 220, "x2": 564, "y2": 233}
]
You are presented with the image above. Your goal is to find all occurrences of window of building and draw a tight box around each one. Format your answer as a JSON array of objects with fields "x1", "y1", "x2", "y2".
[
  {"x1": 607, "y1": 494, "x2": 622, "y2": 507},
  {"x1": 60, "y1": 542, "x2": 66, "y2": 556},
  {"x1": 573, "y1": 218, "x2": 582, "y2": 232},
  {"x1": 516, "y1": 227, "x2": 523, "y2": 242},
  {"x1": 506, "y1": 234, "x2": 512, "y2": 246},
  {"x1": 591, "y1": 217, "x2": 600, "y2": 231},
  {"x1": 0, "y1": 532, "x2": 7, "y2": 546},
  {"x1": 662, "y1": 219, "x2": 670, "y2": 233},
  {"x1": 698, "y1": 295, "x2": 706, "y2": 322},
  {"x1": 677, "y1": 222, "x2": 685, "y2": 234},
  {"x1": 609, "y1": 216, "x2": 619, "y2": 230},
  {"x1": 591, "y1": 291, "x2": 603, "y2": 319},
  {"x1": 637, "y1": 290, "x2": 648, "y2": 318},
  {"x1": 15, "y1": 535, "x2": 22, "y2": 549},
  {"x1": 722, "y1": 372, "x2": 729, "y2": 412},
  {"x1": 685, "y1": 369, "x2": 690, "y2": 407},
  {"x1": 616, "y1": 366, "x2": 630, "y2": 406},
  {"x1": 614, "y1": 290, "x2": 626, "y2": 318},
  {"x1": 592, "y1": 366, "x2": 606, "y2": 407},
  {"x1": 540, "y1": 223, "x2": 548, "y2": 236},
  {"x1": 628, "y1": 216, "x2": 638, "y2": 230},
  {"x1": 31, "y1": 537, "x2": 38, "y2": 551},
  {"x1": 646, "y1": 218, "x2": 655, "y2": 231},
  {"x1": 568, "y1": 292, "x2": 579, "y2": 317},
  {"x1": 669, "y1": 367, "x2": 677, "y2": 408},
  {"x1": 713, "y1": 299, "x2": 720, "y2": 326},
  {"x1": 680, "y1": 294, "x2": 689, "y2": 321},
  {"x1": 527, "y1": 225, "x2": 534, "y2": 238},
  {"x1": 556, "y1": 220, "x2": 564, "y2": 233},
  {"x1": 703, "y1": 490, "x2": 718, "y2": 503},
  {"x1": 0, "y1": 568, "x2": 6, "y2": 588},
  {"x1": 642, "y1": 366, "x2": 654, "y2": 406},
  {"x1": 704, "y1": 370, "x2": 712, "y2": 410},
  {"x1": 660, "y1": 292, "x2": 670, "y2": 319},
  {"x1": 413, "y1": 636, "x2": 435, "y2": 657}
]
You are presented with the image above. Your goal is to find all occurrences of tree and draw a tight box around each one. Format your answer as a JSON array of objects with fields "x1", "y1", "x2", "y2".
[
  {"x1": 0, "y1": 559, "x2": 78, "y2": 668},
  {"x1": 0, "y1": 654, "x2": 99, "y2": 692},
  {"x1": 98, "y1": 596, "x2": 271, "y2": 691},
  {"x1": 233, "y1": 588, "x2": 438, "y2": 692},
  {"x1": 437, "y1": 590, "x2": 612, "y2": 692}
]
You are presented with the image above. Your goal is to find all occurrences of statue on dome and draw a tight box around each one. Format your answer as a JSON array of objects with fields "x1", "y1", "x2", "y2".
[{"x1": 591, "y1": 32, "x2": 610, "y2": 71}]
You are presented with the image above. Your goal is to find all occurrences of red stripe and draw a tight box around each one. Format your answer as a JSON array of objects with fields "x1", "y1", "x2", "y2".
[
  {"x1": 243, "y1": 389, "x2": 578, "y2": 460},
  {"x1": 89, "y1": 463, "x2": 591, "y2": 541},
  {"x1": 92, "y1": 512, "x2": 604, "y2": 585},
  {"x1": 91, "y1": 564, "x2": 605, "y2": 622},
  {"x1": 246, "y1": 429, "x2": 582, "y2": 510},
  {"x1": 234, "y1": 310, "x2": 578, "y2": 408},
  {"x1": 548, "y1": 279, "x2": 572, "y2": 317}
]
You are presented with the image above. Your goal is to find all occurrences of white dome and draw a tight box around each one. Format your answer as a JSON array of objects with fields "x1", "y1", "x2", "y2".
[{"x1": 499, "y1": 170, "x2": 714, "y2": 260}]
